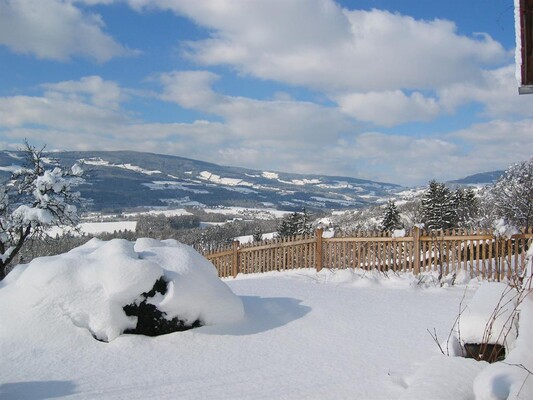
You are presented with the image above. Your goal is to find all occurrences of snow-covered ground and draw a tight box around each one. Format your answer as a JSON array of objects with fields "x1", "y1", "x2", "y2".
[
  {"x1": 201, "y1": 206, "x2": 290, "y2": 219},
  {"x1": 47, "y1": 221, "x2": 138, "y2": 236},
  {"x1": 1, "y1": 244, "x2": 531, "y2": 399}
]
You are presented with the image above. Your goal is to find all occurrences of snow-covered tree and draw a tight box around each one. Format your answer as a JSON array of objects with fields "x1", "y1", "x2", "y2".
[
  {"x1": 0, "y1": 143, "x2": 83, "y2": 280},
  {"x1": 380, "y1": 200, "x2": 402, "y2": 231},
  {"x1": 252, "y1": 227, "x2": 263, "y2": 242},
  {"x1": 421, "y1": 180, "x2": 455, "y2": 231},
  {"x1": 488, "y1": 158, "x2": 533, "y2": 230},
  {"x1": 277, "y1": 208, "x2": 313, "y2": 238},
  {"x1": 298, "y1": 208, "x2": 313, "y2": 235},
  {"x1": 452, "y1": 187, "x2": 479, "y2": 228}
]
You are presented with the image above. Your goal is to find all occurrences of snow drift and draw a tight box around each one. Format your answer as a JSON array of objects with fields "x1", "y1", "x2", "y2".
[{"x1": 1, "y1": 238, "x2": 244, "y2": 342}]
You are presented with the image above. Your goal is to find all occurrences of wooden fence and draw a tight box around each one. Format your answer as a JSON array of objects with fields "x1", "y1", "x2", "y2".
[{"x1": 200, "y1": 227, "x2": 533, "y2": 281}]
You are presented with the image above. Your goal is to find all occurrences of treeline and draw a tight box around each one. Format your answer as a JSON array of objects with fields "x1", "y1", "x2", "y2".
[{"x1": 332, "y1": 157, "x2": 533, "y2": 233}]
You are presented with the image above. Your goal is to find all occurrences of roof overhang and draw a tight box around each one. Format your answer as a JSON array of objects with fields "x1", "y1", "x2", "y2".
[{"x1": 517, "y1": 0, "x2": 533, "y2": 94}]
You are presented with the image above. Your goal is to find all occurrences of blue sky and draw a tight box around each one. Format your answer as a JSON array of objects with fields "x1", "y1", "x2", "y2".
[{"x1": 0, "y1": 0, "x2": 531, "y2": 186}]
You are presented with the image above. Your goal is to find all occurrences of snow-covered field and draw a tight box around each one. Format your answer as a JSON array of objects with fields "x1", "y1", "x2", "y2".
[
  {"x1": 47, "y1": 221, "x2": 138, "y2": 236},
  {"x1": 1, "y1": 242, "x2": 532, "y2": 400}
]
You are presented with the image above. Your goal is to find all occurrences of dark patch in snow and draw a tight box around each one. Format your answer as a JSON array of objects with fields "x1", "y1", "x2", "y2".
[
  {"x1": 122, "y1": 277, "x2": 203, "y2": 337},
  {"x1": 463, "y1": 343, "x2": 506, "y2": 363}
]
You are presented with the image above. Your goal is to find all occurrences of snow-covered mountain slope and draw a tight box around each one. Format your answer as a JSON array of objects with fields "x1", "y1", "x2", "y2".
[
  {"x1": 448, "y1": 170, "x2": 504, "y2": 186},
  {"x1": 0, "y1": 150, "x2": 402, "y2": 212}
]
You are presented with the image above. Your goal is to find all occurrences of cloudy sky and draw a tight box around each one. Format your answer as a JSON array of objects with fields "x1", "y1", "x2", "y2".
[{"x1": 0, "y1": 0, "x2": 531, "y2": 186}]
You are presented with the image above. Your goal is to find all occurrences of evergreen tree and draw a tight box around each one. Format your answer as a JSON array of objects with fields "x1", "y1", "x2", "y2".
[
  {"x1": 452, "y1": 187, "x2": 479, "y2": 228},
  {"x1": 298, "y1": 208, "x2": 313, "y2": 235},
  {"x1": 277, "y1": 208, "x2": 313, "y2": 238},
  {"x1": 380, "y1": 200, "x2": 402, "y2": 231},
  {"x1": 421, "y1": 180, "x2": 455, "y2": 230},
  {"x1": 252, "y1": 227, "x2": 263, "y2": 242}
]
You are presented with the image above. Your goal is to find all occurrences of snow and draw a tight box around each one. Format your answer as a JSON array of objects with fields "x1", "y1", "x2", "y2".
[
  {"x1": 0, "y1": 165, "x2": 21, "y2": 172},
  {"x1": 399, "y1": 356, "x2": 485, "y2": 400},
  {"x1": 289, "y1": 178, "x2": 321, "y2": 186},
  {"x1": 235, "y1": 232, "x2": 277, "y2": 244},
  {"x1": 1, "y1": 246, "x2": 532, "y2": 399},
  {"x1": 142, "y1": 180, "x2": 210, "y2": 194},
  {"x1": 392, "y1": 228, "x2": 406, "y2": 238},
  {"x1": 82, "y1": 158, "x2": 162, "y2": 175},
  {"x1": 473, "y1": 293, "x2": 533, "y2": 399},
  {"x1": 262, "y1": 171, "x2": 279, "y2": 179},
  {"x1": 198, "y1": 171, "x2": 253, "y2": 187},
  {"x1": 48, "y1": 221, "x2": 138, "y2": 236},
  {"x1": 13, "y1": 205, "x2": 53, "y2": 225},
  {"x1": 493, "y1": 218, "x2": 519, "y2": 239},
  {"x1": 202, "y1": 206, "x2": 290, "y2": 219},
  {"x1": 472, "y1": 255, "x2": 533, "y2": 400},
  {"x1": 311, "y1": 195, "x2": 354, "y2": 206},
  {"x1": 457, "y1": 282, "x2": 519, "y2": 347},
  {"x1": 0, "y1": 238, "x2": 243, "y2": 343},
  {"x1": 122, "y1": 208, "x2": 192, "y2": 218}
]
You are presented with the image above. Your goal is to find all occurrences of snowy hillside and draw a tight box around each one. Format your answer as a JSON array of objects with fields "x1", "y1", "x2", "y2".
[{"x1": 0, "y1": 150, "x2": 401, "y2": 212}]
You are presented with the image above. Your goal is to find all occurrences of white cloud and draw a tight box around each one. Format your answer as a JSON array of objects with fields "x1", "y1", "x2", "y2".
[
  {"x1": 319, "y1": 119, "x2": 533, "y2": 185},
  {"x1": 121, "y1": 0, "x2": 514, "y2": 128},
  {"x1": 0, "y1": 76, "x2": 129, "y2": 131},
  {"x1": 0, "y1": 0, "x2": 133, "y2": 62},
  {"x1": 158, "y1": 71, "x2": 221, "y2": 109},
  {"x1": 156, "y1": 70, "x2": 353, "y2": 146},
  {"x1": 42, "y1": 76, "x2": 125, "y2": 109},
  {"x1": 336, "y1": 90, "x2": 440, "y2": 126},
  {"x1": 132, "y1": 1, "x2": 506, "y2": 93},
  {"x1": 439, "y1": 65, "x2": 533, "y2": 117}
]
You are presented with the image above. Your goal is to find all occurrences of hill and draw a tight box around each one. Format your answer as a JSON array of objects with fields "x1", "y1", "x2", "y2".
[
  {"x1": 448, "y1": 170, "x2": 504, "y2": 186},
  {"x1": 0, "y1": 150, "x2": 401, "y2": 212}
]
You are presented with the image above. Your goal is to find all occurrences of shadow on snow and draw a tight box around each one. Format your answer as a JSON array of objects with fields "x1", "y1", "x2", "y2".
[
  {"x1": 0, "y1": 380, "x2": 77, "y2": 399},
  {"x1": 199, "y1": 296, "x2": 311, "y2": 336}
]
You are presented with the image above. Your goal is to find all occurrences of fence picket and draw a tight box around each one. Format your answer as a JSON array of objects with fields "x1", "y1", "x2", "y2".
[{"x1": 203, "y1": 228, "x2": 532, "y2": 281}]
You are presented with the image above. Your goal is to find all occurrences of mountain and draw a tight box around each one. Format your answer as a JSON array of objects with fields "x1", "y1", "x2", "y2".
[
  {"x1": 448, "y1": 170, "x2": 504, "y2": 186},
  {"x1": 0, "y1": 150, "x2": 402, "y2": 212}
]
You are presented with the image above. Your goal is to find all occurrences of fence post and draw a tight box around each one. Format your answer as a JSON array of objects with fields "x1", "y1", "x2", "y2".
[
  {"x1": 315, "y1": 228, "x2": 323, "y2": 272},
  {"x1": 412, "y1": 226, "x2": 421, "y2": 276},
  {"x1": 232, "y1": 240, "x2": 240, "y2": 278}
]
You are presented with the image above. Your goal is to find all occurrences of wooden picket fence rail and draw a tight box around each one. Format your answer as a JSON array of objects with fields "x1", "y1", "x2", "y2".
[{"x1": 200, "y1": 227, "x2": 533, "y2": 281}]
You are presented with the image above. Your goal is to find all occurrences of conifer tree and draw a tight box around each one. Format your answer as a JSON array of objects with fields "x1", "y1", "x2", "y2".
[
  {"x1": 452, "y1": 187, "x2": 478, "y2": 228},
  {"x1": 277, "y1": 208, "x2": 313, "y2": 238},
  {"x1": 421, "y1": 180, "x2": 454, "y2": 230},
  {"x1": 252, "y1": 227, "x2": 263, "y2": 242},
  {"x1": 380, "y1": 200, "x2": 402, "y2": 231},
  {"x1": 297, "y1": 208, "x2": 313, "y2": 235}
]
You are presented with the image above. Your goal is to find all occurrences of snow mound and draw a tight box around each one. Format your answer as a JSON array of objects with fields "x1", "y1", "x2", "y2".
[
  {"x1": 399, "y1": 355, "x2": 485, "y2": 400},
  {"x1": 1, "y1": 238, "x2": 244, "y2": 342},
  {"x1": 473, "y1": 291, "x2": 533, "y2": 399},
  {"x1": 457, "y1": 282, "x2": 519, "y2": 348}
]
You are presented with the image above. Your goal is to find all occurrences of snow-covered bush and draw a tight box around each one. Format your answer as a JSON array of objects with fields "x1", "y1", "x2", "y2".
[
  {"x1": 455, "y1": 283, "x2": 520, "y2": 363},
  {"x1": 2, "y1": 238, "x2": 244, "y2": 342},
  {"x1": 487, "y1": 157, "x2": 533, "y2": 230},
  {"x1": 0, "y1": 143, "x2": 83, "y2": 280}
]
